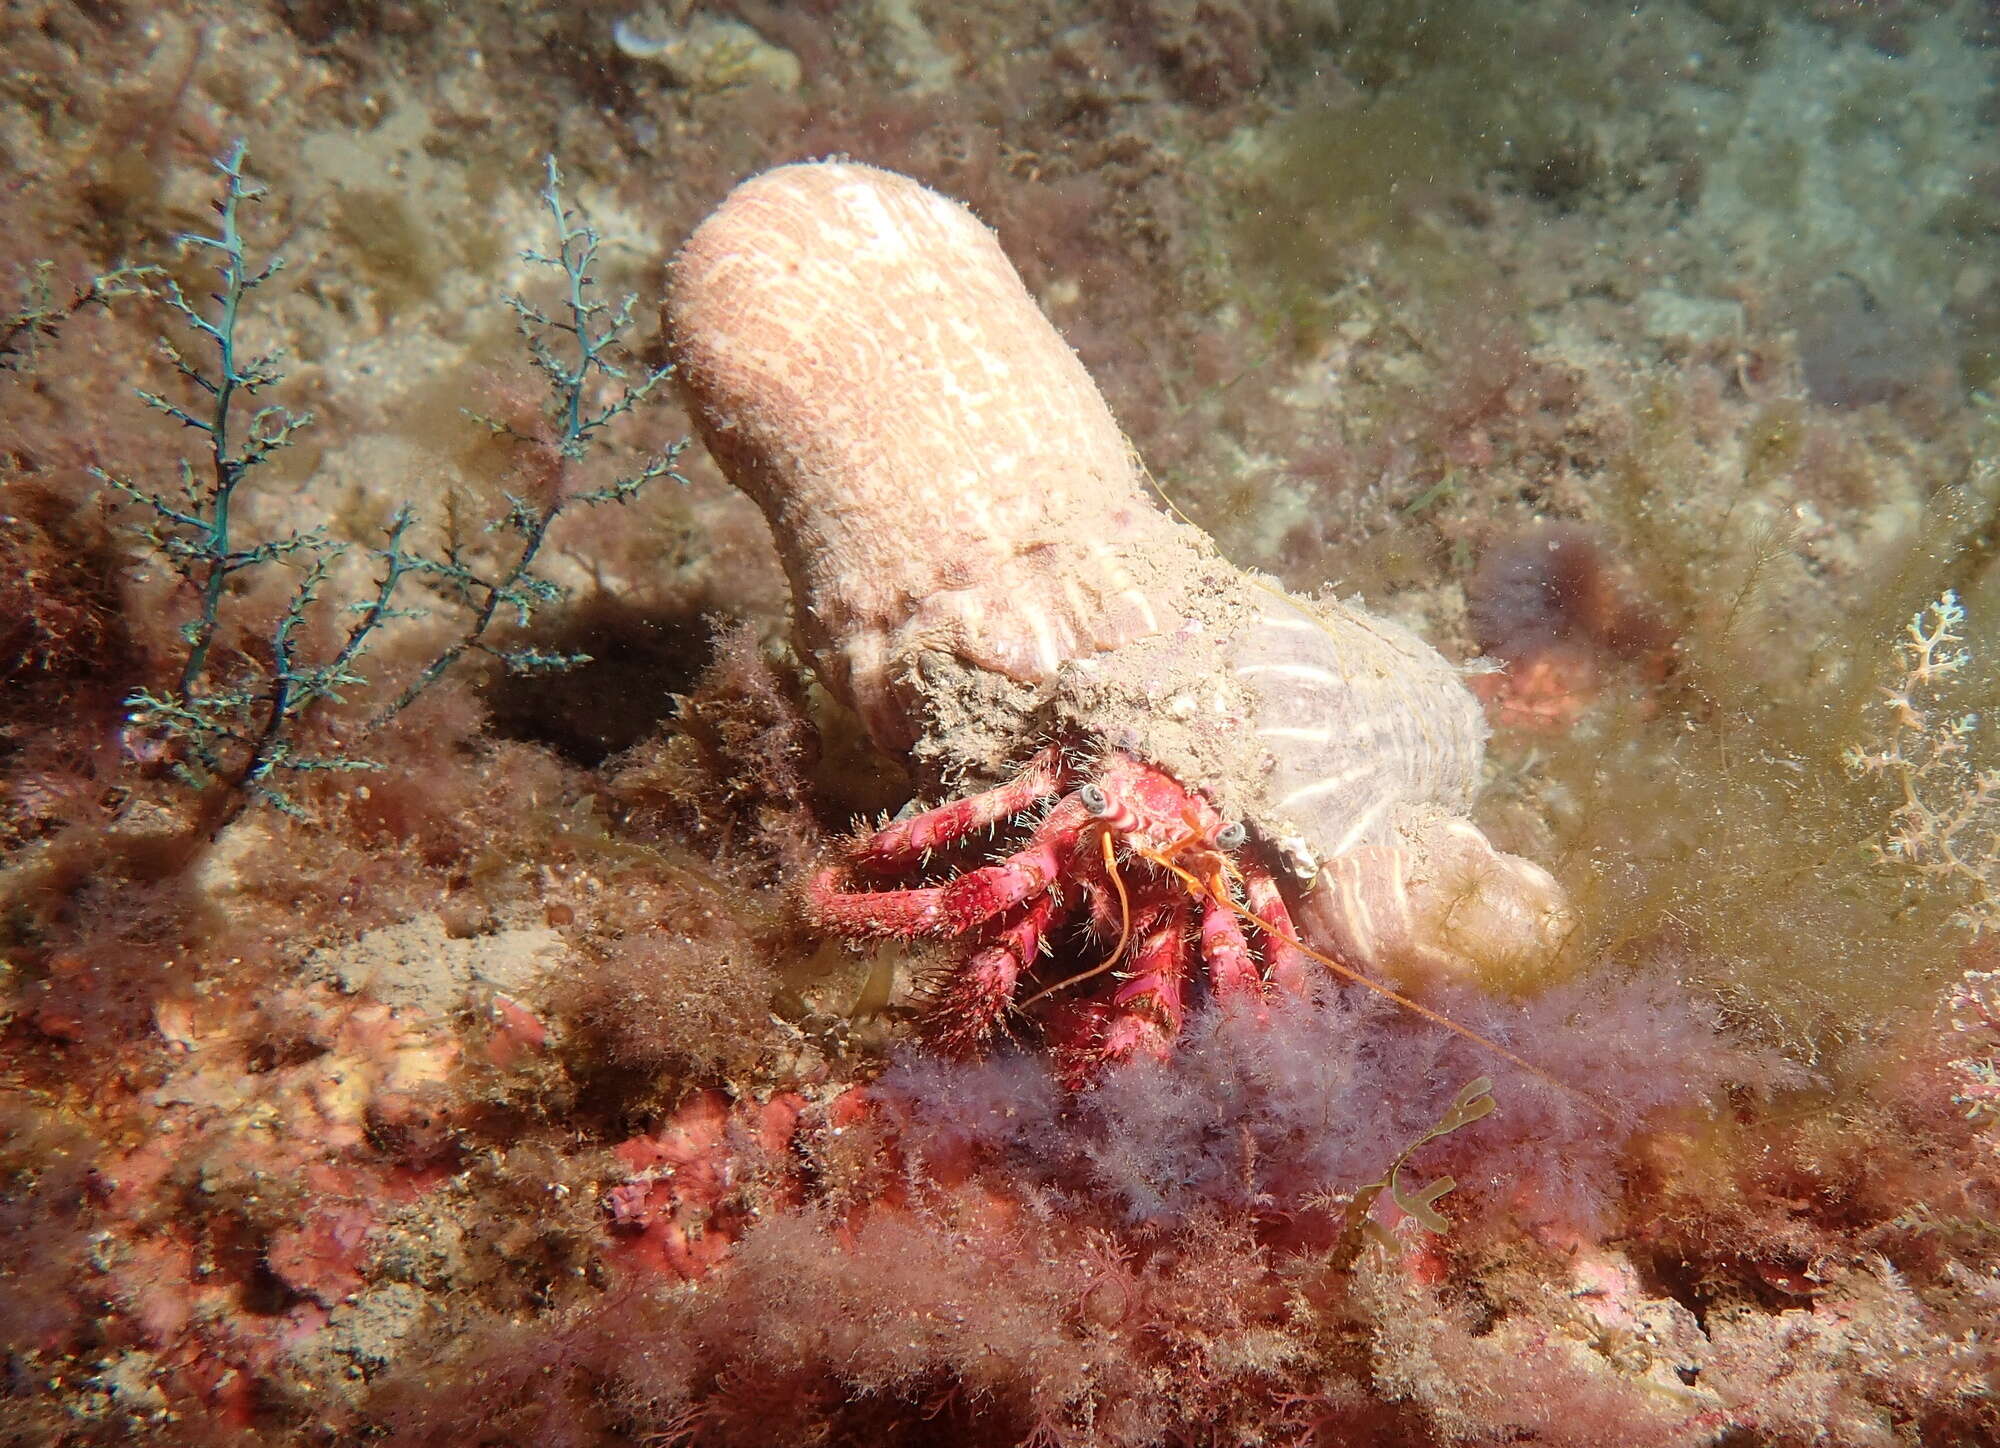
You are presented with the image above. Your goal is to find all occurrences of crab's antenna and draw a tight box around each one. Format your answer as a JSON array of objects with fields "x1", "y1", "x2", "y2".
[{"x1": 1132, "y1": 450, "x2": 1207, "y2": 536}]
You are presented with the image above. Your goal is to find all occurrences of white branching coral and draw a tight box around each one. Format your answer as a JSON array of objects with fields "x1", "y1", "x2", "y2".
[{"x1": 1845, "y1": 591, "x2": 2000, "y2": 936}]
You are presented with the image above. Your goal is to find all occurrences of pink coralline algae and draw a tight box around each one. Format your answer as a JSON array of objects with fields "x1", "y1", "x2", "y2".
[{"x1": 665, "y1": 161, "x2": 1575, "y2": 1071}]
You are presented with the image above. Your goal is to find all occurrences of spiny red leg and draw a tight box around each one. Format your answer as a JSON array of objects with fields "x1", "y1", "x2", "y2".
[
  {"x1": 924, "y1": 894, "x2": 1058, "y2": 1057},
  {"x1": 810, "y1": 795, "x2": 1092, "y2": 938},
  {"x1": 1093, "y1": 892, "x2": 1193, "y2": 1068},
  {"x1": 845, "y1": 745, "x2": 1067, "y2": 873},
  {"x1": 1242, "y1": 864, "x2": 1311, "y2": 995},
  {"x1": 1198, "y1": 893, "x2": 1262, "y2": 1002}
]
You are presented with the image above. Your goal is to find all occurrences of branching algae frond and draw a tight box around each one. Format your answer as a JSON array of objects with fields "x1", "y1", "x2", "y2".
[
  {"x1": 1332, "y1": 1075, "x2": 1498, "y2": 1268},
  {"x1": 377, "y1": 156, "x2": 690, "y2": 722},
  {"x1": 97, "y1": 146, "x2": 686, "y2": 825},
  {"x1": 95, "y1": 140, "x2": 384, "y2": 819}
]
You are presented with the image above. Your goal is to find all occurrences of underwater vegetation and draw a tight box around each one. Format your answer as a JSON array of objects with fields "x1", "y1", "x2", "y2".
[
  {"x1": 94, "y1": 143, "x2": 682, "y2": 826},
  {"x1": 3, "y1": 1, "x2": 2000, "y2": 1445}
]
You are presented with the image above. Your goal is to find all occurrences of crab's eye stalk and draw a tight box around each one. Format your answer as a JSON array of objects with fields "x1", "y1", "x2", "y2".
[
  {"x1": 1214, "y1": 821, "x2": 1247, "y2": 850},
  {"x1": 1079, "y1": 783, "x2": 1111, "y2": 816}
]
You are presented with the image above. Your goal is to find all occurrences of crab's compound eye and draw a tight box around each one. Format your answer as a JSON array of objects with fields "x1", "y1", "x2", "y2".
[
  {"x1": 1215, "y1": 821, "x2": 1248, "y2": 850},
  {"x1": 1079, "y1": 783, "x2": 1112, "y2": 816}
]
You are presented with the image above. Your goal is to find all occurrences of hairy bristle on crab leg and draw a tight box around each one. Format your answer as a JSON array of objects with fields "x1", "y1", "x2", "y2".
[
  {"x1": 927, "y1": 894, "x2": 1062, "y2": 1057},
  {"x1": 1087, "y1": 897, "x2": 1193, "y2": 1070},
  {"x1": 845, "y1": 744, "x2": 1068, "y2": 873},
  {"x1": 1198, "y1": 894, "x2": 1262, "y2": 1000},
  {"x1": 809, "y1": 789, "x2": 1094, "y2": 938}
]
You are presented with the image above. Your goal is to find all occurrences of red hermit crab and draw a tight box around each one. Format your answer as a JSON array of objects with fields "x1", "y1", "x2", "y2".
[
  {"x1": 808, "y1": 743, "x2": 1315, "y2": 1072},
  {"x1": 665, "y1": 162, "x2": 1575, "y2": 1075}
]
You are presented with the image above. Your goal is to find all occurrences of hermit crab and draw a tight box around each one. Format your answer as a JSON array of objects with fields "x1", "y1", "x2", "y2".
[{"x1": 665, "y1": 162, "x2": 1573, "y2": 1075}]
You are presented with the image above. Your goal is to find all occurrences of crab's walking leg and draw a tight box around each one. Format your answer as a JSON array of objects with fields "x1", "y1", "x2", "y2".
[
  {"x1": 925, "y1": 894, "x2": 1059, "y2": 1057},
  {"x1": 1198, "y1": 894, "x2": 1262, "y2": 1001},
  {"x1": 810, "y1": 795, "x2": 1091, "y2": 937},
  {"x1": 1241, "y1": 863, "x2": 1312, "y2": 995},
  {"x1": 845, "y1": 745, "x2": 1067, "y2": 873},
  {"x1": 1092, "y1": 894, "x2": 1193, "y2": 1067}
]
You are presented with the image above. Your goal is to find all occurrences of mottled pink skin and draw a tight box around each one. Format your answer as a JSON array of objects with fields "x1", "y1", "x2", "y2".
[{"x1": 1099, "y1": 898, "x2": 1193, "y2": 1063}]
